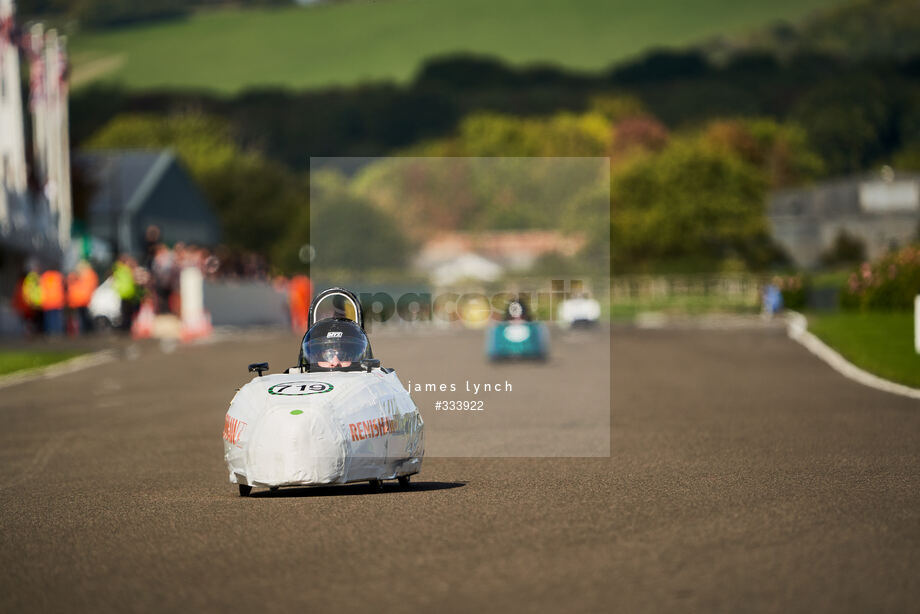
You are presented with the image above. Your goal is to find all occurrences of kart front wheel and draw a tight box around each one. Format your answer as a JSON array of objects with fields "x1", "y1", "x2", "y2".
[
  {"x1": 368, "y1": 479, "x2": 383, "y2": 493},
  {"x1": 239, "y1": 484, "x2": 252, "y2": 497},
  {"x1": 397, "y1": 475, "x2": 411, "y2": 489}
]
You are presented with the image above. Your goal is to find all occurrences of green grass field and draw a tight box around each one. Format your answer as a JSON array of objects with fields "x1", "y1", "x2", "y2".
[
  {"x1": 69, "y1": 0, "x2": 847, "y2": 93},
  {"x1": 807, "y1": 312, "x2": 920, "y2": 388},
  {"x1": 0, "y1": 350, "x2": 81, "y2": 376}
]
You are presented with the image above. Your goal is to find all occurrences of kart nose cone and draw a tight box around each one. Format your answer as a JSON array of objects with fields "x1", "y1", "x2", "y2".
[{"x1": 245, "y1": 407, "x2": 346, "y2": 486}]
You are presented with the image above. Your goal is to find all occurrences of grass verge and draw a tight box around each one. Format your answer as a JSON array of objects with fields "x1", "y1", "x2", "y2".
[
  {"x1": 0, "y1": 350, "x2": 83, "y2": 376},
  {"x1": 806, "y1": 311, "x2": 920, "y2": 388}
]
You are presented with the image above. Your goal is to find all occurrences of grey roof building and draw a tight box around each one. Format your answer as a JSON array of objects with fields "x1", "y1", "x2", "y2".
[
  {"x1": 76, "y1": 150, "x2": 220, "y2": 257},
  {"x1": 768, "y1": 171, "x2": 920, "y2": 268}
]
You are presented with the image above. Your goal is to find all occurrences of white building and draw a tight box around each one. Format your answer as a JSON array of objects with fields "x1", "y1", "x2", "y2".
[
  {"x1": 769, "y1": 170, "x2": 920, "y2": 268},
  {"x1": 0, "y1": 0, "x2": 72, "y2": 329}
]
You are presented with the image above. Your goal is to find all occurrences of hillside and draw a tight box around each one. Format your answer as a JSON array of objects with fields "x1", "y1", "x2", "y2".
[{"x1": 69, "y1": 0, "x2": 847, "y2": 93}]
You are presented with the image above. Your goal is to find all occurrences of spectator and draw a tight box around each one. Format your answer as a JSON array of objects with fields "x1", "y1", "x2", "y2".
[
  {"x1": 40, "y1": 268, "x2": 66, "y2": 335},
  {"x1": 14, "y1": 268, "x2": 40, "y2": 336},
  {"x1": 67, "y1": 260, "x2": 99, "y2": 334},
  {"x1": 143, "y1": 225, "x2": 161, "y2": 269},
  {"x1": 93, "y1": 239, "x2": 278, "y2": 325},
  {"x1": 151, "y1": 243, "x2": 176, "y2": 314},
  {"x1": 762, "y1": 280, "x2": 784, "y2": 318},
  {"x1": 288, "y1": 275, "x2": 312, "y2": 333},
  {"x1": 113, "y1": 255, "x2": 139, "y2": 332}
]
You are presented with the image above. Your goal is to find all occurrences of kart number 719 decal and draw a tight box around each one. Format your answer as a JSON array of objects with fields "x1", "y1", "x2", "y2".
[{"x1": 268, "y1": 382, "x2": 334, "y2": 396}]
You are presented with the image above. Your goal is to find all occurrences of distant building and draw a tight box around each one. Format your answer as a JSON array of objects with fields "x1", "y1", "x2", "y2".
[
  {"x1": 76, "y1": 150, "x2": 220, "y2": 258},
  {"x1": 768, "y1": 170, "x2": 920, "y2": 268},
  {"x1": 415, "y1": 230, "x2": 586, "y2": 286},
  {"x1": 418, "y1": 230, "x2": 584, "y2": 269},
  {"x1": 430, "y1": 253, "x2": 503, "y2": 286}
]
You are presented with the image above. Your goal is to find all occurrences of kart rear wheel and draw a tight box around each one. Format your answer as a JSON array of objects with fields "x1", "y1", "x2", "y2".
[
  {"x1": 368, "y1": 479, "x2": 383, "y2": 493},
  {"x1": 239, "y1": 484, "x2": 252, "y2": 497},
  {"x1": 397, "y1": 475, "x2": 411, "y2": 489}
]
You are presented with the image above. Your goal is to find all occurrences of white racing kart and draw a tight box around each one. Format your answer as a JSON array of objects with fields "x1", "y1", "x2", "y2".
[
  {"x1": 223, "y1": 288, "x2": 424, "y2": 496},
  {"x1": 557, "y1": 294, "x2": 601, "y2": 329}
]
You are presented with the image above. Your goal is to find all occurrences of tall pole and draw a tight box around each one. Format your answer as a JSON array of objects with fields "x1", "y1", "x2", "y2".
[
  {"x1": 0, "y1": 0, "x2": 28, "y2": 194},
  {"x1": 43, "y1": 28, "x2": 70, "y2": 250},
  {"x1": 29, "y1": 23, "x2": 46, "y2": 187},
  {"x1": 58, "y1": 35, "x2": 71, "y2": 250}
]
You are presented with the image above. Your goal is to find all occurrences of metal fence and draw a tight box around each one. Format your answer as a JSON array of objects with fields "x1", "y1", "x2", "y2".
[{"x1": 611, "y1": 274, "x2": 765, "y2": 310}]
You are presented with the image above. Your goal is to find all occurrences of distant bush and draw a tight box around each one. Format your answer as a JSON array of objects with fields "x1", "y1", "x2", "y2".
[
  {"x1": 821, "y1": 229, "x2": 866, "y2": 267},
  {"x1": 775, "y1": 274, "x2": 809, "y2": 310},
  {"x1": 610, "y1": 134, "x2": 773, "y2": 271},
  {"x1": 309, "y1": 174, "x2": 411, "y2": 272},
  {"x1": 841, "y1": 245, "x2": 920, "y2": 310},
  {"x1": 609, "y1": 49, "x2": 709, "y2": 84}
]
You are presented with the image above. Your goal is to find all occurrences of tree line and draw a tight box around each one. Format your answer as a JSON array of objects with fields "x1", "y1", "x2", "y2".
[
  {"x1": 71, "y1": 47, "x2": 920, "y2": 178},
  {"x1": 16, "y1": 0, "x2": 294, "y2": 28}
]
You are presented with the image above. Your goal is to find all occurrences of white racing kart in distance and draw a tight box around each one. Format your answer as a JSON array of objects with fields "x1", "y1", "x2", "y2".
[
  {"x1": 557, "y1": 294, "x2": 601, "y2": 329},
  {"x1": 222, "y1": 288, "x2": 424, "y2": 496}
]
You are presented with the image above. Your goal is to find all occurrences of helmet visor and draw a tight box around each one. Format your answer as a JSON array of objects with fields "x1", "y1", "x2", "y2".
[{"x1": 302, "y1": 335, "x2": 368, "y2": 368}]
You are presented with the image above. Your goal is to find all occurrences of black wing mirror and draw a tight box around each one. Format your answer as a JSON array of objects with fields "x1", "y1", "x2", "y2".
[
  {"x1": 360, "y1": 359, "x2": 380, "y2": 372},
  {"x1": 248, "y1": 362, "x2": 269, "y2": 377}
]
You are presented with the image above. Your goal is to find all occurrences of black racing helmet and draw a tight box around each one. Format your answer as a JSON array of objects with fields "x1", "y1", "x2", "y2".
[
  {"x1": 299, "y1": 317, "x2": 370, "y2": 372},
  {"x1": 504, "y1": 297, "x2": 531, "y2": 321}
]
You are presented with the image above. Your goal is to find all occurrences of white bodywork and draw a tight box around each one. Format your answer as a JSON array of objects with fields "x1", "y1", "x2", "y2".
[
  {"x1": 223, "y1": 368, "x2": 424, "y2": 488},
  {"x1": 557, "y1": 297, "x2": 601, "y2": 328}
]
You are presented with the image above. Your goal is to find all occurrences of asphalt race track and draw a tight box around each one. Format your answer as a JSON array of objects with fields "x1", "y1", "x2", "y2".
[{"x1": 1, "y1": 325, "x2": 918, "y2": 613}]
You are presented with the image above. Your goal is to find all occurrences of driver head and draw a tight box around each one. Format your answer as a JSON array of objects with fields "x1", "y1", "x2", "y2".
[
  {"x1": 299, "y1": 317, "x2": 369, "y2": 372},
  {"x1": 506, "y1": 298, "x2": 531, "y2": 321}
]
